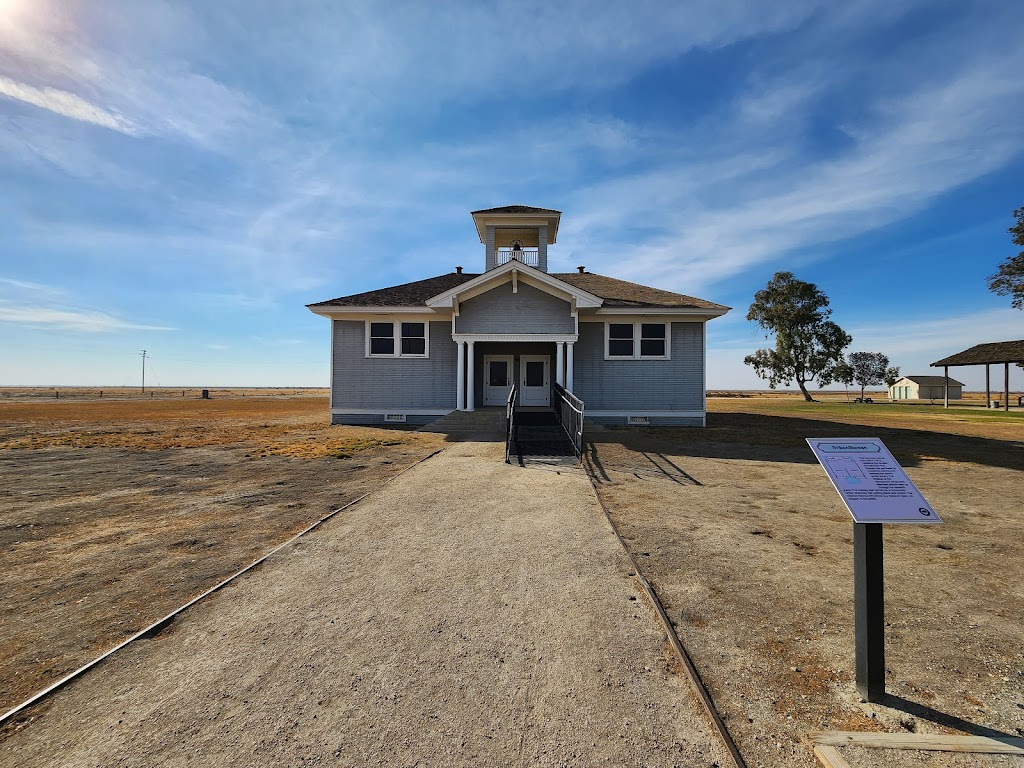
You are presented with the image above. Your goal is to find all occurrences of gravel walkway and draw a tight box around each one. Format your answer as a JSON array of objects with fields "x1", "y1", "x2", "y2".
[{"x1": 1, "y1": 441, "x2": 729, "y2": 767}]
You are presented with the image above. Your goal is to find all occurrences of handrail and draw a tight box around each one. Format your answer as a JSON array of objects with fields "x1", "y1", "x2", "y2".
[
  {"x1": 495, "y1": 248, "x2": 539, "y2": 267},
  {"x1": 505, "y1": 384, "x2": 518, "y2": 464},
  {"x1": 551, "y1": 382, "x2": 585, "y2": 462}
]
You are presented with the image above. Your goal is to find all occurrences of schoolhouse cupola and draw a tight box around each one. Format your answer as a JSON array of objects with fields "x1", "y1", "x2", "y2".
[{"x1": 470, "y1": 205, "x2": 561, "y2": 273}]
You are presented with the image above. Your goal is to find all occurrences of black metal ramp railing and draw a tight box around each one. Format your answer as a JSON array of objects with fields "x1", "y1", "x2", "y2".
[
  {"x1": 552, "y1": 382, "x2": 585, "y2": 462},
  {"x1": 505, "y1": 384, "x2": 518, "y2": 464}
]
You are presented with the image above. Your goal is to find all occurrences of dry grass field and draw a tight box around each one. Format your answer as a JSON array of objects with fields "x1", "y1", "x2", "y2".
[
  {"x1": 588, "y1": 397, "x2": 1024, "y2": 766},
  {"x1": 0, "y1": 387, "x2": 329, "y2": 402},
  {"x1": 2, "y1": 391, "x2": 1022, "y2": 767},
  {"x1": 0, "y1": 395, "x2": 444, "y2": 721}
]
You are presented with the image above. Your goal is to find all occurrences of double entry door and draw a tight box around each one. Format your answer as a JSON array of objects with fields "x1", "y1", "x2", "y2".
[{"x1": 482, "y1": 355, "x2": 550, "y2": 407}]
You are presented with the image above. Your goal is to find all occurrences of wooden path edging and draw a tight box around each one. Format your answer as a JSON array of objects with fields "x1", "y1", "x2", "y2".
[{"x1": 809, "y1": 730, "x2": 1024, "y2": 766}]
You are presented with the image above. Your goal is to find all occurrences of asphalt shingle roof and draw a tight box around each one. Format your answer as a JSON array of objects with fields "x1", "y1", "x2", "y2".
[
  {"x1": 470, "y1": 205, "x2": 561, "y2": 215},
  {"x1": 307, "y1": 273, "x2": 478, "y2": 308},
  {"x1": 552, "y1": 273, "x2": 728, "y2": 310},
  {"x1": 308, "y1": 271, "x2": 729, "y2": 311},
  {"x1": 932, "y1": 340, "x2": 1024, "y2": 367}
]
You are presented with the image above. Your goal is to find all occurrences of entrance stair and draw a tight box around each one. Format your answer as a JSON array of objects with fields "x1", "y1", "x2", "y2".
[{"x1": 417, "y1": 408, "x2": 506, "y2": 435}]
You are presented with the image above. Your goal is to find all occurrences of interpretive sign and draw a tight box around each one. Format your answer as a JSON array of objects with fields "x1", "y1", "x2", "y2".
[{"x1": 806, "y1": 438, "x2": 941, "y2": 524}]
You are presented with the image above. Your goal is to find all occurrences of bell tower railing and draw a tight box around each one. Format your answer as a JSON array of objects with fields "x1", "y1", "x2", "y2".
[{"x1": 495, "y1": 247, "x2": 539, "y2": 267}]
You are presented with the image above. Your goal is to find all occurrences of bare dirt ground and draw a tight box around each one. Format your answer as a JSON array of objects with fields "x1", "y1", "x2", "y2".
[
  {"x1": 0, "y1": 396, "x2": 444, "y2": 718},
  {"x1": 0, "y1": 441, "x2": 732, "y2": 768},
  {"x1": 586, "y1": 397, "x2": 1024, "y2": 767},
  {"x1": 2, "y1": 393, "x2": 1022, "y2": 766}
]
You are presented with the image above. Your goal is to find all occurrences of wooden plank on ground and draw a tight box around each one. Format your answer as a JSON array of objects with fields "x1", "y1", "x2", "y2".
[
  {"x1": 810, "y1": 731, "x2": 1024, "y2": 754},
  {"x1": 813, "y1": 744, "x2": 853, "y2": 768}
]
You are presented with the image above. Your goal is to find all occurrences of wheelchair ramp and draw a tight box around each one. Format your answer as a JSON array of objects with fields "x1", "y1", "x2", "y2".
[{"x1": 513, "y1": 410, "x2": 580, "y2": 469}]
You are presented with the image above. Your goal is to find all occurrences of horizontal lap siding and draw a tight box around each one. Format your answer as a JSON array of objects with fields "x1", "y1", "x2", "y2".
[
  {"x1": 332, "y1": 320, "x2": 456, "y2": 410},
  {"x1": 574, "y1": 322, "x2": 704, "y2": 411},
  {"x1": 457, "y1": 282, "x2": 573, "y2": 334}
]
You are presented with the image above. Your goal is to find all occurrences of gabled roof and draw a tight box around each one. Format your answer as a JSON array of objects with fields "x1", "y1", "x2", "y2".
[
  {"x1": 895, "y1": 375, "x2": 965, "y2": 387},
  {"x1": 307, "y1": 269, "x2": 729, "y2": 314},
  {"x1": 307, "y1": 272, "x2": 478, "y2": 309},
  {"x1": 932, "y1": 340, "x2": 1024, "y2": 367},
  {"x1": 552, "y1": 273, "x2": 729, "y2": 311},
  {"x1": 470, "y1": 205, "x2": 561, "y2": 215},
  {"x1": 425, "y1": 259, "x2": 602, "y2": 309}
]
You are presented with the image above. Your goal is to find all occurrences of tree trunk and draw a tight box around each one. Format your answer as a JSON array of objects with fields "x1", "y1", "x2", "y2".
[{"x1": 797, "y1": 380, "x2": 815, "y2": 402}]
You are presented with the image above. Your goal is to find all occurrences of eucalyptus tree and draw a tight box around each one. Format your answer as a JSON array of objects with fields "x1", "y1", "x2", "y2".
[
  {"x1": 987, "y1": 207, "x2": 1024, "y2": 309},
  {"x1": 744, "y1": 272, "x2": 852, "y2": 402}
]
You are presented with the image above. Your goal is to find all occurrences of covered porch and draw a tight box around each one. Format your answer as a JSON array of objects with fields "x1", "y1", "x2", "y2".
[{"x1": 453, "y1": 334, "x2": 577, "y2": 412}]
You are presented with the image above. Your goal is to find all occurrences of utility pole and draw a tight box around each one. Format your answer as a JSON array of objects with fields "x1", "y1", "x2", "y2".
[{"x1": 140, "y1": 350, "x2": 147, "y2": 393}]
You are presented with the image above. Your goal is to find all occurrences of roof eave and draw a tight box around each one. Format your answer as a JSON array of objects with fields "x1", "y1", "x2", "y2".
[
  {"x1": 307, "y1": 305, "x2": 445, "y2": 316},
  {"x1": 591, "y1": 306, "x2": 730, "y2": 317},
  {"x1": 470, "y1": 211, "x2": 561, "y2": 244}
]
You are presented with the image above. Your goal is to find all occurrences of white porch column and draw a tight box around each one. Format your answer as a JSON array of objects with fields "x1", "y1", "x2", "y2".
[
  {"x1": 456, "y1": 341, "x2": 465, "y2": 410},
  {"x1": 566, "y1": 342, "x2": 574, "y2": 392},
  {"x1": 466, "y1": 340, "x2": 476, "y2": 411},
  {"x1": 555, "y1": 342, "x2": 565, "y2": 387}
]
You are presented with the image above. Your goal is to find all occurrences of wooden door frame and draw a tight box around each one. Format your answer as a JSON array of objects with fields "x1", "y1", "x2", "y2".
[
  {"x1": 482, "y1": 354, "x2": 514, "y2": 405},
  {"x1": 519, "y1": 354, "x2": 551, "y2": 406}
]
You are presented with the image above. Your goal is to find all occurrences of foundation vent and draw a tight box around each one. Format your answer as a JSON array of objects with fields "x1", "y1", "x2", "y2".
[
  {"x1": 384, "y1": 414, "x2": 408, "y2": 423},
  {"x1": 627, "y1": 415, "x2": 650, "y2": 425}
]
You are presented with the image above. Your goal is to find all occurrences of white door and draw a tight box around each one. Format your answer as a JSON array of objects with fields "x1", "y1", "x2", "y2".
[
  {"x1": 483, "y1": 355, "x2": 514, "y2": 405},
  {"x1": 520, "y1": 355, "x2": 550, "y2": 406}
]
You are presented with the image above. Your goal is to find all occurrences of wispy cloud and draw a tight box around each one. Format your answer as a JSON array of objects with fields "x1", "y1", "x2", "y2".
[
  {"x1": 846, "y1": 308, "x2": 1023, "y2": 361},
  {"x1": 0, "y1": 75, "x2": 136, "y2": 133},
  {"x1": 0, "y1": 277, "x2": 64, "y2": 295},
  {"x1": 563, "y1": 50, "x2": 1024, "y2": 294},
  {"x1": 0, "y1": 303, "x2": 176, "y2": 333}
]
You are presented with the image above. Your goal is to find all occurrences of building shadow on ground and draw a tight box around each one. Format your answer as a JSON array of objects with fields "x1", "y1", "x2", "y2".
[{"x1": 585, "y1": 411, "x2": 1024, "y2": 473}]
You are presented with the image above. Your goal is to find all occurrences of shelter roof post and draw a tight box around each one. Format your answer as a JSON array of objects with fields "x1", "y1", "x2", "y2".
[{"x1": 1005, "y1": 362, "x2": 1010, "y2": 413}]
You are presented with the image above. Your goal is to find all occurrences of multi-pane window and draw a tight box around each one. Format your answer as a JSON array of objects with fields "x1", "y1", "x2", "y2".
[
  {"x1": 640, "y1": 323, "x2": 666, "y2": 357},
  {"x1": 400, "y1": 322, "x2": 426, "y2": 355},
  {"x1": 369, "y1": 322, "x2": 394, "y2": 355},
  {"x1": 607, "y1": 323, "x2": 634, "y2": 357},
  {"x1": 367, "y1": 321, "x2": 429, "y2": 357},
  {"x1": 605, "y1": 322, "x2": 669, "y2": 360}
]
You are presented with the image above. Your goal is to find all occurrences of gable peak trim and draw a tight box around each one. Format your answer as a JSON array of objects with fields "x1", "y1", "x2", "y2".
[{"x1": 425, "y1": 259, "x2": 602, "y2": 308}]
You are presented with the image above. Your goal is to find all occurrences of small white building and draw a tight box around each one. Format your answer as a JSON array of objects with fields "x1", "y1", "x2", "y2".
[{"x1": 889, "y1": 375, "x2": 963, "y2": 401}]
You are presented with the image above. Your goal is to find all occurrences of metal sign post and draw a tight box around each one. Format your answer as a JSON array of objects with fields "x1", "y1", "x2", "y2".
[
  {"x1": 853, "y1": 522, "x2": 884, "y2": 700},
  {"x1": 807, "y1": 438, "x2": 941, "y2": 702}
]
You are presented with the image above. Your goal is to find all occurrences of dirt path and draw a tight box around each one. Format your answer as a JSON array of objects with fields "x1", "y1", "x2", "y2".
[{"x1": 0, "y1": 441, "x2": 730, "y2": 767}]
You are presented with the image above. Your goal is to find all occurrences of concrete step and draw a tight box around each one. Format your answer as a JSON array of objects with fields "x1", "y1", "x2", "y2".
[{"x1": 418, "y1": 409, "x2": 506, "y2": 434}]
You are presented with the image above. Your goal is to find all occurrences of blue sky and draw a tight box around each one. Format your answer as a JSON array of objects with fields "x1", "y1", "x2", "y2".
[{"x1": 1, "y1": 0, "x2": 1022, "y2": 390}]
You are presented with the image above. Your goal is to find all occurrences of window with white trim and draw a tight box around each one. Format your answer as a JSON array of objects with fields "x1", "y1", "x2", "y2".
[
  {"x1": 367, "y1": 321, "x2": 429, "y2": 358},
  {"x1": 605, "y1": 322, "x2": 669, "y2": 360},
  {"x1": 400, "y1": 322, "x2": 426, "y2": 355}
]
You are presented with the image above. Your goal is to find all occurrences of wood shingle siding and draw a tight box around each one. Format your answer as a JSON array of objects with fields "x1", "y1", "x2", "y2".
[
  {"x1": 457, "y1": 282, "x2": 574, "y2": 334},
  {"x1": 573, "y1": 322, "x2": 704, "y2": 414},
  {"x1": 331, "y1": 320, "x2": 456, "y2": 415}
]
